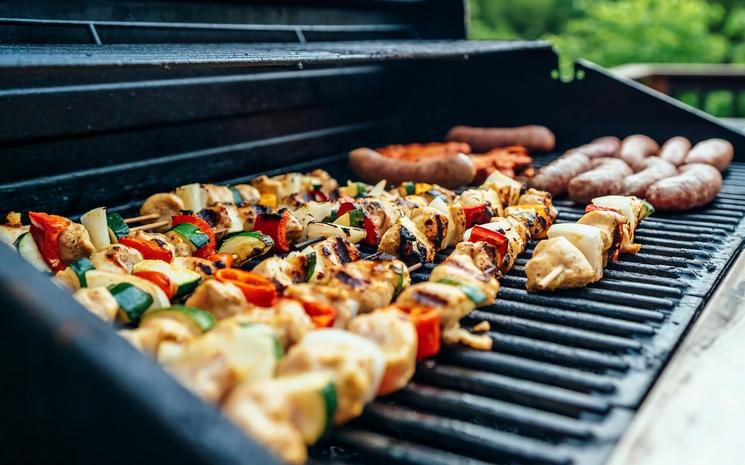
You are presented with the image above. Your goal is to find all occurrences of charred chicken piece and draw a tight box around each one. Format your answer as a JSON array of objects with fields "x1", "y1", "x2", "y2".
[
  {"x1": 73, "y1": 287, "x2": 118, "y2": 322},
  {"x1": 323, "y1": 258, "x2": 410, "y2": 314},
  {"x1": 283, "y1": 283, "x2": 359, "y2": 328},
  {"x1": 184, "y1": 279, "x2": 250, "y2": 320},
  {"x1": 410, "y1": 207, "x2": 449, "y2": 251},
  {"x1": 57, "y1": 223, "x2": 96, "y2": 265},
  {"x1": 525, "y1": 236, "x2": 596, "y2": 291},
  {"x1": 378, "y1": 216, "x2": 435, "y2": 265},
  {"x1": 89, "y1": 244, "x2": 143, "y2": 274}
]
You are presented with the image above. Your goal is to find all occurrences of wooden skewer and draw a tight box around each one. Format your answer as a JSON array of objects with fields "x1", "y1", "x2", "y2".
[
  {"x1": 129, "y1": 220, "x2": 170, "y2": 232},
  {"x1": 407, "y1": 262, "x2": 423, "y2": 273},
  {"x1": 364, "y1": 251, "x2": 383, "y2": 261},
  {"x1": 293, "y1": 236, "x2": 325, "y2": 250},
  {"x1": 124, "y1": 213, "x2": 160, "y2": 224},
  {"x1": 538, "y1": 265, "x2": 565, "y2": 289}
]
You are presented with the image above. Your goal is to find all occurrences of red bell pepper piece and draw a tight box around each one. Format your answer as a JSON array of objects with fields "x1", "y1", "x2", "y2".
[
  {"x1": 253, "y1": 211, "x2": 291, "y2": 253},
  {"x1": 310, "y1": 190, "x2": 329, "y2": 202},
  {"x1": 469, "y1": 225, "x2": 509, "y2": 258},
  {"x1": 28, "y1": 212, "x2": 71, "y2": 272},
  {"x1": 171, "y1": 215, "x2": 216, "y2": 259},
  {"x1": 209, "y1": 253, "x2": 234, "y2": 269},
  {"x1": 462, "y1": 203, "x2": 494, "y2": 229},
  {"x1": 133, "y1": 270, "x2": 175, "y2": 300},
  {"x1": 215, "y1": 268, "x2": 277, "y2": 307},
  {"x1": 400, "y1": 305, "x2": 441, "y2": 360},
  {"x1": 363, "y1": 216, "x2": 379, "y2": 246},
  {"x1": 335, "y1": 202, "x2": 356, "y2": 218},
  {"x1": 301, "y1": 301, "x2": 336, "y2": 328},
  {"x1": 119, "y1": 237, "x2": 173, "y2": 263}
]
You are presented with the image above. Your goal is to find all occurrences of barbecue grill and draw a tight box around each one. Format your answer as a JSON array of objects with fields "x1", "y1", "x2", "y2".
[{"x1": 2, "y1": 2, "x2": 745, "y2": 465}]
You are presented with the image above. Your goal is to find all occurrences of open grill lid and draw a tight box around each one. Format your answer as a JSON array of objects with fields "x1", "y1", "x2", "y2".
[{"x1": 2, "y1": 2, "x2": 745, "y2": 465}]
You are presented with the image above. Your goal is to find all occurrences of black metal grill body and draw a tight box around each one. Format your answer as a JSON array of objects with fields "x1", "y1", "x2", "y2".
[{"x1": 2, "y1": 2, "x2": 745, "y2": 465}]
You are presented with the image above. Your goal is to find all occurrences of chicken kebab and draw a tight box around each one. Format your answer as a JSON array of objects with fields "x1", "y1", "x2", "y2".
[{"x1": 525, "y1": 195, "x2": 654, "y2": 291}]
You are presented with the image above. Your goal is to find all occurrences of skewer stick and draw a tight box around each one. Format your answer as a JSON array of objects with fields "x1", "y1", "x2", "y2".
[
  {"x1": 538, "y1": 265, "x2": 565, "y2": 289},
  {"x1": 129, "y1": 220, "x2": 170, "y2": 232},
  {"x1": 293, "y1": 236, "x2": 324, "y2": 250},
  {"x1": 407, "y1": 263, "x2": 423, "y2": 273},
  {"x1": 124, "y1": 213, "x2": 160, "y2": 224}
]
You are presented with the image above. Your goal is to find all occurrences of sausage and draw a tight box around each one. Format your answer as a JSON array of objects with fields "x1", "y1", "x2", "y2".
[
  {"x1": 568, "y1": 158, "x2": 633, "y2": 203},
  {"x1": 658, "y1": 136, "x2": 691, "y2": 166},
  {"x1": 528, "y1": 152, "x2": 592, "y2": 196},
  {"x1": 645, "y1": 163, "x2": 722, "y2": 211},
  {"x1": 446, "y1": 125, "x2": 555, "y2": 152},
  {"x1": 348, "y1": 148, "x2": 475, "y2": 188},
  {"x1": 684, "y1": 138, "x2": 733, "y2": 171},
  {"x1": 619, "y1": 135, "x2": 659, "y2": 171},
  {"x1": 621, "y1": 157, "x2": 678, "y2": 197},
  {"x1": 566, "y1": 136, "x2": 621, "y2": 158}
]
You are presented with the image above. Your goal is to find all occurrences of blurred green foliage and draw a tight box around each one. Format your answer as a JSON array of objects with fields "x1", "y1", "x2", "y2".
[{"x1": 469, "y1": 0, "x2": 745, "y2": 116}]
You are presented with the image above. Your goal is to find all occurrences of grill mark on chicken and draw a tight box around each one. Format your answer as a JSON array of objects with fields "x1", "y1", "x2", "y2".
[
  {"x1": 197, "y1": 263, "x2": 214, "y2": 276},
  {"x1": 397, "y1": 227, "x2": 426, "y2": 265},
  {"x1": 334, "y1": 270, "x2": 368, "y2": 290},
  {"x1": 412, "y1": 290, "x2": 449, "y2": 307},
  {"x1": 333, "y1": 236, "x2": 353, "y2": 264},
  {"x1": 197, "y1": 208, "x2": 221, "y2": 228}
]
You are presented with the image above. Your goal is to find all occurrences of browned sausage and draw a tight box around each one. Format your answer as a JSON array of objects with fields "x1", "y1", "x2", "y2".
[
  {"x1": 619, "y1": 134, "x2": 659, "y2": 171},
  {"x1": 645, "y1": 163, "x2": 722, "y2": 211},
  {"x1": 348, "y1": 148, "x2": 475, "y2": 188},
  {"x1": 621, "y1": 157, "x2": 677, "y2": 197},
  {"x1": 684, "y1": 138, "x2": 734, "y2": 171},
  {"x1": 528, "y1": 152, "x2": 593, "y2": 196},
  {"x1": 566, "y1": 136, "x2": 621, "y2": 158},
  {"x1": 568, "y1": 158, "x2": 633, "y2": 203},
  {"x1": 658, "y1": 136, "x2": 691, "y2": 166},
  {"x1": 446, "y1": 125, "x2": 555, "y2": 152}
]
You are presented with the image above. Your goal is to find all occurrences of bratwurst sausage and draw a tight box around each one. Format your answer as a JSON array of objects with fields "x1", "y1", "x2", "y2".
[
  {"x1": 446, "y1": 125, "x2": 556, "y2": 152},
  {"x1": 621, "y1": 157, "x2": 678, "y2": 197},
  {"x1": 528, "y1": 152, "x2": 593, "y2": 196},
  {"x1": 348, "y1": 148, "x2": 476, "y2": 188},
  {"x1": 645, "y1": 163, "x2": 722, "y2": 211},
  {"x1": 619, "y1": 134, "x2": 659, "y2": 171},
  {"x1": 568, "y1": 158, "x2": 633, "y2": 203},
  {"x1": 684, "y1": 138, "x2": 734, "y2": 171},
  {"x1": 566, "y1": 136, "x2": 621, "y2": 158},
  {"x1": 658, "y1": 136, "x2": 691, "y2": 166}
]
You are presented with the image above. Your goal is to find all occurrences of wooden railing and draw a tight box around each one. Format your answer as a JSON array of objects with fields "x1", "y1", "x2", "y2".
[{"x1": 612, "y1": 63, "x2": 745, "y2": 119}]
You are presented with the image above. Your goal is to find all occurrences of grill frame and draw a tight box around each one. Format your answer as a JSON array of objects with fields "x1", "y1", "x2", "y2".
[{"x1": 3, "y1": 1, "x2": 745, "y2": 464}]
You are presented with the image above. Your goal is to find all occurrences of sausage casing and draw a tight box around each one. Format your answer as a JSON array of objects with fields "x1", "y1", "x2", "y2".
[
  {"x1": 621, "y1": 157, "x2": 677, "y2": 197},
  {"x1": 645, "y1": 163, "x2": 722, "y2": 211},
  {"x1": 658, "y1": 136, "x2": 691, "y2": 166},
  {"x1": 348, "y1": 148, "x2": 475, "y2": 188},
  {"x1": 566, "y1": 136, "x2": 621, "y2": 159},
  {"x1": 684, "y1": 138, "x2": 734, "y2": 171},
  {"x1": 620, "y1": 134, "x2": 659, "y2": 171},
  {"x1": 446, "y1": 125, "x2": 556, "y2": 152},
  {"x1": 528, "y1": 152, "x2": 593, "y2": 196},
  {"x1": 568, "y1": 158, "x2": 633, "y2": 203}
]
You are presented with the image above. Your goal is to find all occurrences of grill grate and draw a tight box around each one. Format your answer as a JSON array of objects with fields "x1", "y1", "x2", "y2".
[{"x1": 308, "y1": 160, "x2": 745, "y2": 465}]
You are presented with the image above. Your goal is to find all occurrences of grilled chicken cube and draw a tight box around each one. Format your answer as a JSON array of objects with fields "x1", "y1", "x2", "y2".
[
  {"x1": 278, "y1": 329, "x2": 385, "y2": 424},
  {"x1": 430, "y1": 252, "x2": 500, "y2": 304},
  {"x1": 391, "y1": 195, "x2": 427, "y2": 216},
  {"x1": 197, "y1": 202, "x2": 243, "y2": 238},
  {"x1": 348, "y1": 308, "x2": 417, "y2": 395},
  {"x1": 453, "y1": 241, "x2": 502, "y2": 277},
  {"x1": 324, "y1": 258, "x2": 410, "y2": 314},
  {"x1": 284, "y1": 283, "x2": 359, "y2": 328},
  {"x1": 57, "y1": 223, "x2": 96, "y2": 265},
  {"x1": 357, "y1": 197, "x2": 403, "y2": 237},
  {"x1": 129, "y1": 229, "x2": 177, "y2": 258},
  {"x1": 312, "y1": 236, "x2": 361, "y2": 270},
  {"x1": 519, "y1": 188, "x2": 558, "y2": 222},
  {"x1": 525, "y1": 236, "x2": 596, "y2": 291},
  {"x1": 252, "y1": 256, "x2": 303, "y2": 291},
  {"x1": 139, "y1": 192, "x2": 185, "y2": 228},
  {"x1": 505, "y1": 204, "x2": 553, "y2": 239},
  {"x1": 378, "y1": 216, "x2": 435, "y2": 265},
  {"x1": 475, "y1": 218, "x2": 529, "y2": 273},
  {"x1": 396, "y1": 282, "x2": 476, "y2": 332},
  {"x1": 73, "y1": 287, "x2": 118, "y2": 322},
  {"x1": 232, "y1": 184, "x2": 261, "y2": 205},
  {"x1": 232, "y1": 299, "x2": 313, "y2": 350},
  {"x1": 89, "y1": 244, "x2": 143, "y2": 274},
  {"x1": 237, "y1": 204, "x2": 271, "y2": 232},
  {"x1": 184, "y1": 280, "x2": 250, "y2": 320},
  {"x1": 459, "y1": 188, "x2": 503, "y2": 217},
  {"x1": 483, "y1": 170, "x2": 522, "y2": 207},
  {"x1": 223, "y1": 382, "x2": 307, "y2": 465},
  {"x1": 202, "y1": 184, "x2": 234, "y2": 205},
  {"x1": 172, "y1": 256, "x2": 217, "y2": 280},
  {"x1": 307, "y1": 169, "x2": 338, "y2": 195},
  {"x1": 577, "y1": 210, "x2": 628, "y2": 265},
  {"x1": 410, "y1": 207, "x2": 449, "y2": 251},
  {"x1": 547, "y1": 223, "x2": 605, "y2": 282}
]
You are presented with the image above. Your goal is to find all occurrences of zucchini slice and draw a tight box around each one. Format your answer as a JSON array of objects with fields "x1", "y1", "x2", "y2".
[
  {"x1": 106, "y1": 212, "x2": 130, "y2": 242},
  {"x1": 133, "y1": 260, "x2": 201, "y2": 299},
  {"x1": 306, "y1": 221, "x2": 366, "y2": 244},
  {"x1": 109, "y1": 282, "x2": 153, "y2": 323},
  {"x1": 269, "y1": 372, "x2": 338, "y2": 444},
  {"x1": 218, "y1": 232, "x2": 273, "y2": 265},
  {"x1": 14, "y1": 232, "x2": 51, "y2": 273},
  {"x1": 141, "y1": 305, "x2": 215, "y2": 334},
  {"x1": 86, "y1": 270, "x2": 170, "y2": 317},
  {"x1": 169, "y1": 223, "x2": 209, "y2": 250},
  {"x1": 436, "y1": 278, "x2": 487, "y2": 306},
  {"x1": 81, "y1": 207, "x2": 112, "y2": 250},
  {"x1": 69, "y1": 258, "x2": 96, "y2": 288},
  {"x1": 0, "y1": 224, "x2": 28, "y2": 248},
  {"x1": 333, "y1": 208, "x2": 365, "y2": 228}
]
